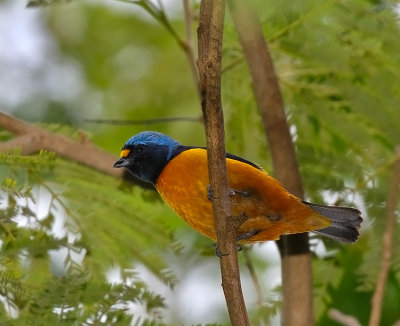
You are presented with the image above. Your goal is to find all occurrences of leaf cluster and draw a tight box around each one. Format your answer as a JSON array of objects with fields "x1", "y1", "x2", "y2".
[{"x1": 0, "y1": 146, "x2": 177, "y2": 324}]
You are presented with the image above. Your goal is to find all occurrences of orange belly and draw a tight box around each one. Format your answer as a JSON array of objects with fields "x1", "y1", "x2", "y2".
[{"x1": 155, "y1": 148, "x2": 330, "y2": 243}]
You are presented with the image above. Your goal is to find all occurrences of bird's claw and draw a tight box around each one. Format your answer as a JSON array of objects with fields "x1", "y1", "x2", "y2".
[
  {"x1": 207, "y1": 185, "x2": 214, "y2": 202},
  {"x1": 213, "y1": 243, "x2": 228, "y2": 257},
  {"x1": 207, "y1": 185, "x2": 250, "y2": 202},
  {"x1": 236, "y1": 229, "x2": 261, "y2": 242},
  {"x1": 213, "y1": 243, "x2": 243, "y2": 257},
  {"x1": 229, "y1": 188, "x2": 250, "y2": 197}
]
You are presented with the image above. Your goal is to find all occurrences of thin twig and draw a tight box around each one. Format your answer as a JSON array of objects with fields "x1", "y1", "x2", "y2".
[
  {"x1": 197, "y1": 1, "x2": 250, "y2": 325},
  {"x1": 369, "y1": 146, "x2": 400, "y2": 326},
  {"x1": 227, "y1": 2, "x2": 312, "y2": 325},
  {"x1": 182, "y1": 0, "x2": 201, "y2": 97},
  {"x1": 84, "y1": 116, "x2": 202, "y2": 125},
  {"x1": 242, "y1": 246, "x2": 263, "y2": 307},
  {"x1": 117, "y1": 0, "x2": 187, "y2": 50},
  {"x1": 328, "y1": 308, "x2": 362, "y2": 326},
  {"x1": 118, "y1": 0, "x2": 201, "y2": 98}
]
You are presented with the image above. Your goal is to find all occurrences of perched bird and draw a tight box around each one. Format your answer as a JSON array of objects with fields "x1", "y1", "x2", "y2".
[{"x1": 114, "y1": 131, "x2": 362, "y2": 244}]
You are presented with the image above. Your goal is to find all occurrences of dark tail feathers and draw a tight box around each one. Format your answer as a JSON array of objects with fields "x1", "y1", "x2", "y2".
[{"x1": 303, "y1": 201, "x2": 363, "y2": 244}]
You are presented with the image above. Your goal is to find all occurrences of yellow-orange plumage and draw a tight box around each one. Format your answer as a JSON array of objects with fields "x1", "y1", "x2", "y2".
[
  {"x1": 114, "y1": 131, "x2": 361, "y2": 243},
  {"x1": 156, "y1": 148, "x2": 331, "y2": 243}
]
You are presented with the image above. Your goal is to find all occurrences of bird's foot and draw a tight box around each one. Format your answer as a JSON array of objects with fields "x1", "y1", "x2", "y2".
[
  {"x1": 236, "y1": 229, "x2": 261, "y2": 242},
  {"x1": 207, "y1": 185, "x2": 214, "y2": 201},
  {"x1": 207, "y1": 185, "x2": 250, "y2": 202},
  {"x1": 229, "y1": 188, "x2": 251, "y2": 197},
  {"x1": 213, "y1": 243, "x2": 228, "y2": 257},
  {"x1": 212, "y1": 212, "x2": 252, "y2": 256},
  {"x1": 213, "y1": 243, "x2": 243, "y2": 257}
]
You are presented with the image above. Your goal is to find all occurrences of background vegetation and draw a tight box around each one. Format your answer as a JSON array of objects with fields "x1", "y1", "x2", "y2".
[{"x1": 0, "y1": 0, "x2": 400, "y2": 325}]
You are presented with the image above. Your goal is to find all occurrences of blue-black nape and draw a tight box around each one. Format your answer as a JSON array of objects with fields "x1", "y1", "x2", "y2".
[{"x1": 124, "y1": 131, "x2": 181, "y2": 161}]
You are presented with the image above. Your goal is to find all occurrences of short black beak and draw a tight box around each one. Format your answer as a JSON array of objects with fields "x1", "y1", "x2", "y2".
[{"x1": 113, "y1": 158, "x2": 130, "y2": 168}]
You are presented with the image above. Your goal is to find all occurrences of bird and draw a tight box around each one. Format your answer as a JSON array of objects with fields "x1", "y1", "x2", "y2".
[{"x1": 113, "y1": 131, "x2": 362, "y2": 244}]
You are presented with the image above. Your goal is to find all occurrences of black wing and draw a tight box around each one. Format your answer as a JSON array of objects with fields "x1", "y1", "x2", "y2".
[{"x1": 171, "y1": 145, "x2": 262, "y2": 171}]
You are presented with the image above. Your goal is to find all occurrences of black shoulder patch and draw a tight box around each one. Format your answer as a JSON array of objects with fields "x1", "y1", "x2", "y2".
[
  {"x1": 169, "y1": 145, "x2": 193, "y2": 160},
  {"x1": 170, "y1": 146, "x2": 262, "y2": 171},
  {"x1": 225, "y1": 152, "x2": 262, "y2": 170}
]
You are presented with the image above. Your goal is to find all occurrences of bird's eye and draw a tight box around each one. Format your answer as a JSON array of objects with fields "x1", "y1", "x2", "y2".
[{"x1": 136, "y1": 145, "x2": 144, "y2": 154}]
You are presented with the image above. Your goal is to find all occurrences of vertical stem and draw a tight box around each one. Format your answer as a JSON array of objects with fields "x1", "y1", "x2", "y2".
[
  {"x1": 182, "y1": 0, "x2": 201, "y2": 97},
  {"x1": 197, "y1": 1, "x2": 250, "y2": 325},
  {"x1": 243, "y1": 247, "x2": 263, "y2": 307},
  {"x1": 227, "y1": 1, "x2": 313, "y2": 325},
  {"x1": 369, "y1": 146, "x2": 400, "y2": 326}
]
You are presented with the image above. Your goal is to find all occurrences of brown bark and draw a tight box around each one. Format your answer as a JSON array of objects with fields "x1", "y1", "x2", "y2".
[
  {"x1": 369, "y1": 146, "x2": 400, "y2": 326},
  {"x1": 0, "y1": 111, "x2": 122, "y2": 178},
  {"x1": 197, "y1": 1, "x2": 250, "y2": 325},
  {"x1": 227, "y1": 1, "x2": 313, "y2": 325}
]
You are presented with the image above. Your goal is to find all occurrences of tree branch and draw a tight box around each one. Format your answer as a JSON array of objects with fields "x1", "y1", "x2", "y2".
[
  {"x1": 84, "y1": 116, "x2": 202, "y2": 125},
  {"x1": 182, "y1": 0, "x2": 201, "y2": 97},
  {"x1": 328, "y1": 309, "x2": 362, "y2": 326},
  {"x1": 197, "y1": 1, "x2": 250, "y2": 325},
  {"x1": 227, "y1": 1, "x2": 313, "y2": 325},
  {"x1": 0, "y1": 111, "x2": 123, "y2": 178},
  {"x1": 243, "y1": 247, "x2": 263, "y2": 307},
  {"x1": 119, "y1": 0, "x2": 201, "y2": 99},
  {"x1": 369, "y1": 146, "x2": 400, "y2": 326}
]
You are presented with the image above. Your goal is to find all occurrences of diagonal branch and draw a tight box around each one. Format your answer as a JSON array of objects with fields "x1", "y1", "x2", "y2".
[
  {"x1": 227, "y1": 1, "x2": 313, "y2": 325},
  {"x1": 243, "y1": 247, "x2": 263, "y2": 307},
  {"x1": 369, "y1": 146, "x2": 400, "y2": 326},
  {"x1": 197, "y1": 1, "x2": 250, "y2": 325},
  {"x1": 328, "y1": 308, "x2": 362, "y2": 326},
  {"x1": 0, "y1": 111, "x2": 122, "y2": 178},
  {"x1": 84, "y1": 116, "x2": 202, "y2": 125},
  {"x1": 118, "y1": 0, "x2": 201, "y2": 98}
]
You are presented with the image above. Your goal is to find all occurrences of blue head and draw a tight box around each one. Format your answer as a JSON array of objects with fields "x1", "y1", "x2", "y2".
[{"x1": 113, "y1": 131, "x2": 181, "y2": 184}]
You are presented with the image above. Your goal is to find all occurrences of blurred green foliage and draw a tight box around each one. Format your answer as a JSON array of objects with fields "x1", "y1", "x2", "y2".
[{"x1": 1, "y1": 0, "x2": 400, "y2": 324}]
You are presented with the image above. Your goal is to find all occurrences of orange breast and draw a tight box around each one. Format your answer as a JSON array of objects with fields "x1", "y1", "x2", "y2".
[{"x1": 155, "y1": 148, "x2": 330, "y2": 243}]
